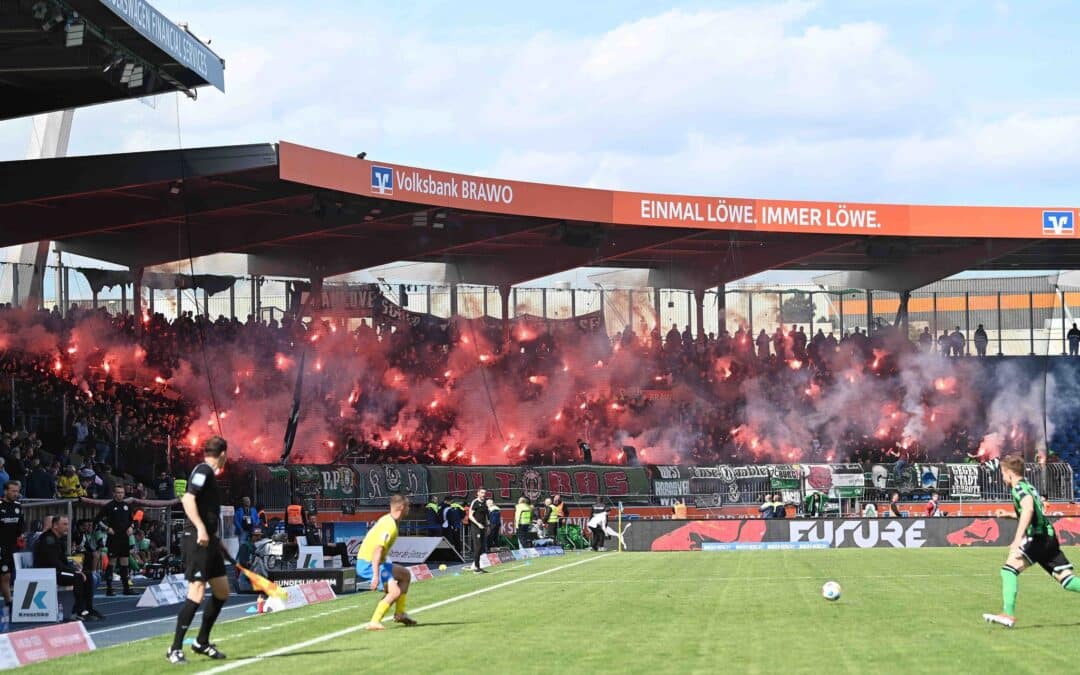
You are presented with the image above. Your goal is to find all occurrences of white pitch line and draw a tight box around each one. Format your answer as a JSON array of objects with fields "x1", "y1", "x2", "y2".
[{"x1": 202, "y1": 553, "x2": 614, "y2": 674}]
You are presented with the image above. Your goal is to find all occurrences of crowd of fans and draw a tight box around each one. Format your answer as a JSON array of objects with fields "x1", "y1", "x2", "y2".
[{"x1": 0, "y1": 301, "x2": 1041, "y2": 482}]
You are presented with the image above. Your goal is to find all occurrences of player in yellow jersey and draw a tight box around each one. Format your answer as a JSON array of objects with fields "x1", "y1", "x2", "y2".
[{"x1": 356, "y1": 494, "x2": 417, "y2": 630}]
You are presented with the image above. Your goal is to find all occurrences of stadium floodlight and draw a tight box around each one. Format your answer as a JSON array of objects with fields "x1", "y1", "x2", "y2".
[
  {"x1": 38, "y1": 2, "x2": 65, "y2": 31},
  {"x1": 121, "y1": 63, "x2": 143, "y2": 88},
  {"x1": 64, "y1": 20, "x2": 85, "y2": 47},
  {"x1": 128, "y1": 65, "x2": 144, "y2": 88}
]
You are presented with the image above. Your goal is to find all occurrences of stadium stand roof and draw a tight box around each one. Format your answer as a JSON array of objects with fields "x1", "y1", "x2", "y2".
[
  {"x1": 0, "y1": 0, "x2": 224, "y2": 121},
  {"x1": 2, "y1": 141, "x2": 1080, "y2": 288}
]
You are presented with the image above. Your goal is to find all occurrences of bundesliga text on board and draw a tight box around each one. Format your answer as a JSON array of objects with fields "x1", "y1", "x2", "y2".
[
  {"x1": 370, "y1": 165, "x2": 513, "y2": 205},
  {"x1": 1043, "y1": 210, "x2": 1076, "y2": 236}
]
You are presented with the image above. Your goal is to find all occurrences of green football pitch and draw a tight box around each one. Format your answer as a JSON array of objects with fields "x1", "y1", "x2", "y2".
[{"x1": 26, "y1": 548, "x2": 1080, "y2": 674}]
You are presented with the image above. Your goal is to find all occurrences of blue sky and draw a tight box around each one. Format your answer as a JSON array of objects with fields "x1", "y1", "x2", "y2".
[
  {"x1": 3, "y1": 1, "x2": 1080, "y2": 294},
  {"x1": 4, "y1": 1, "x2": 1080, "y2": 206}
]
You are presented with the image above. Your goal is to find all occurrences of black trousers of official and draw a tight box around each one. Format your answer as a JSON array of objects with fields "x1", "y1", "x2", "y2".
[
  {"x1": 322, "y1": 542, "x2": 350, "y2": 568},
  {"x1": 472, "y1": 530, "x2": 484, "y2": 568},
  {"x1": 517, "y1": 525, "x2": 532, "y2": 549},
  {"x1": 590, "y1": 526, "x2": 605, "y2": 551},
  {"x1": 57, "y1": 570, "x2": 94, "y2": 616}
]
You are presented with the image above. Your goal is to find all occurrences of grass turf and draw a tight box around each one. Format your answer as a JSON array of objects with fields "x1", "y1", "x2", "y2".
[{"x1": 23, "y1": 548, "x2": 1080, "y2": 674}]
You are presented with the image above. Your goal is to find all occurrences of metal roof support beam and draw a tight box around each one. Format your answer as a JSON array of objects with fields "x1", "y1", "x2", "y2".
[
  {"x1": 646, "y1": 237, "x2": 855, "y2": 290},
  {"x1": 824, "y1": 239, "x2": 1036, "y2": 292},
  {"x1": 441, "y1": 226, "x2": 700, "y2": 287},
  {"x1": 246, "y1": 220, "x2": 557, "y2": 278}
]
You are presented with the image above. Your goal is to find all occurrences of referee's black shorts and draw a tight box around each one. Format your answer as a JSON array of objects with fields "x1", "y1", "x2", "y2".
[
  {"x1": 183, "y1": 535, "x2": 227, "y2": 582},
  {"x1": 106, "y1": 534, "x2": 130, "y2": 559},
  {"x1": 1020, "y1": 534, "x2": 1073, "y2": 575}
]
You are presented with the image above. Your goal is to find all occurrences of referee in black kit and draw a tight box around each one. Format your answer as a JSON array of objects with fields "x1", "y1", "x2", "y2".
[
  {"x1": 168, "y1": 436, "x2": 230, "y2": 665},
  {"x1": 97, "y1": 485, "x2": 136, "y2": 595},
  {"x1": 468, "y1": 488, "x2": 489, "y2": 574}
]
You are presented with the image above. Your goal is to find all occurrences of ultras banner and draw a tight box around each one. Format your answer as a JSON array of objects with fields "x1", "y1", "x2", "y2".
[
  {"x1": 288, "y1": 465, "x2": 429, "y2": 506},
  {"x1": 426, "y1": 465, "x2": 650, "y2": 504}
]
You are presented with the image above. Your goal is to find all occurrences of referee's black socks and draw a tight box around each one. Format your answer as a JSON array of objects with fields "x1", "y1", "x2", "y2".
[
  {"x1": 172, "y1": 599, "x2": 200, "y2": 652},
  {"x1": 197, "y1": 595, "x2": 227, "y2": 645}
]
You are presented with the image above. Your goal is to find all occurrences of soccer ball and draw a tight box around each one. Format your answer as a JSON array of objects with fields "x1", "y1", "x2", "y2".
[{"x1": 822, "y1": 581, "x2": 842, "y2": 601}]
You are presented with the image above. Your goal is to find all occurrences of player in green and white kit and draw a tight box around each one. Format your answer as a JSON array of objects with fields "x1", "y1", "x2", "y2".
[{"x1": 984, "y1": 454, "x2": 1080, "y2": 628}]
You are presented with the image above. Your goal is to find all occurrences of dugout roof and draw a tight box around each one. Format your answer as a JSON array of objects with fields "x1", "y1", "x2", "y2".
[
  {"x1": 1, "y1": 141, "x2": 1079, "y2": 289},
  {"x1": 0, "y1": 0, "x2": 224, "y2": 121}
]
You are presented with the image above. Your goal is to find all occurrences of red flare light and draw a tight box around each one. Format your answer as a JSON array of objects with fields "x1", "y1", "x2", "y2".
[
  {"x1": 595, "y1": 360, "x2": 604, "y2": 368},
  {"x1": 479, "y1": 354, "x2": 490, "y2": 363},
  {"x1": 787, "y1": 359, "x2": 803, "y2": 370},
  {"x1": 52, "y1": 359, "x2": 62, "y2": 372},
  {"x1": 310, "y1": 334, "x2": 320, "y2": 343},
  {"x1": 102, "y1": 361, "x2": 110, "y2": 373},
  {"x1": 429, "y1": 400, "x2": 439, "y2": 409},
  {"x1": 66, "y1": 346, "x2": 77, "y2": 355},
  {"x1": 528, "y1": 376, "x2": 539, "y2": 384},
  {"x1": 934, "y1": 377, "x2": 957, "y2": 393},
  {"x1": 610, "y1": 403, "x2": 621, "y2": 411},
  {"x1": 315, "y1": 359, "x2": 323, "y2": 371},
  {"x1": 443, "y1": 370, "x2": 452, "y2": 378},
  {"x1": 554, "y1": 411, "x2": 563, "y2": 422},
  {"x1": 233, "y1": 384, "x2": 240, "y2": 394},
  {"x1": 382, "y1": 440, "x2": 390, "y2": 449},
  {"x1": 562, "y1": 363, "x2": 569, "y2": 373},
  {"x1": 579, "y1": 402, "x2": 587, "y2": 410}
]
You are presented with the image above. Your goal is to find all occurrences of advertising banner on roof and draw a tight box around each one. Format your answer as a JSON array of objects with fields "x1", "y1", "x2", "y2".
[
  {"x1": 98, "y1": 0, "x2": 225, "y2": 91},
  {"x1": 279, "y1": 143, "x2": 1078, "y2": 240}
]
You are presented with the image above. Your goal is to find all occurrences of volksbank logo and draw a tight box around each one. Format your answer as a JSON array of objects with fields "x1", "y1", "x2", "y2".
[
  {"x1": 1043, "y1": 210, "x2": 1074, "y2": 236},
  {"x1": 371, "y1": 165, "x2": 393, "y2": 196}
]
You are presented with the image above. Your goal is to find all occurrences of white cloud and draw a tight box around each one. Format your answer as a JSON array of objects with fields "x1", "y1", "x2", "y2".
[{"x1": 0, "y1": 1, "x2": 1076, "y2": 209}]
